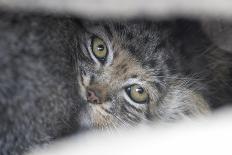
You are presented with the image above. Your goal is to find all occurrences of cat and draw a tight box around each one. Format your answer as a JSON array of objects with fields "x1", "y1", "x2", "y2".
[
  {"x1": 75, "y1": 19, "x2": 232, "y2": 129},
  {"x1": 0, "y1": 11, "x2": 232, "y2": 155},
  {"x1": 75, "y1": 20, "x2": 211, "y2": 129},
  {"x1": 0, "y1": 11, "x2": 82, "y2": 155}
]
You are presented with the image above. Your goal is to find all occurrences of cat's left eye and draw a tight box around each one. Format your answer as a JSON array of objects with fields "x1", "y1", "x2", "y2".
[
  {"x1": 125, "y1": 84, "x2": 149, "y2": 104},
  {"x1": 91, "y1": 37, "x2": 108, "y2": 63}
]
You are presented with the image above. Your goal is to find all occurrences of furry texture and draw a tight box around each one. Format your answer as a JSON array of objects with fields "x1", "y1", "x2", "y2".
[
  {"x1": 0, "y1": 11, "x2": 232, "y2": 155},
  {"x1": 0, "y1": 11, "x2": 82, "y2": 155},
  {"x1": 75, "y1": 20, "x2": 211, "y2": 129}
]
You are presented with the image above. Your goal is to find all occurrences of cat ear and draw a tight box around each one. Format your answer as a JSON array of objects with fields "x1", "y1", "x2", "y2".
[{"x1": 201, "y1": 19, "x2": 232, "y2": 52}]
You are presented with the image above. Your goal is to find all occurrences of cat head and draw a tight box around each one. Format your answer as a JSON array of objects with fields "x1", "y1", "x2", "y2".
[{"x1": 75, "y1": 20, "x2": 180, "y2": 129}]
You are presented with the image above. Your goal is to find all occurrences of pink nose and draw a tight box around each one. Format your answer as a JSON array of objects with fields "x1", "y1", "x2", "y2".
[{"x1": 86, "y1": 89, "x2": 101, "y2": 104}]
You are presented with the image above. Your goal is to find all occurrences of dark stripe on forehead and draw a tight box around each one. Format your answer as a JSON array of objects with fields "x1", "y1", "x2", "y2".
[
  {"x1": 126, "y1": 32, "x2": 133, "y2": 40},
  {"x1": 114, "y1": 23, "x2": 126, "y2": 31},
  {"x1": 103, "y1": 24, "x2": 113, "y2": 40}
]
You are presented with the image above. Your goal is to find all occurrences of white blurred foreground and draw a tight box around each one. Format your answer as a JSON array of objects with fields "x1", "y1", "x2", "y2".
[
  {"x1": 1, "y1": 0, "x2": 232, "y2": 19},
  {"x1": 29, "y1": 107, "x2": 232, "y2": 155}
]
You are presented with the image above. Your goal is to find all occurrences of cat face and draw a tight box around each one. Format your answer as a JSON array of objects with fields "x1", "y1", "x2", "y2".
[{"x1": 76, "y1": 20, "x2": 180, "y2": 129}]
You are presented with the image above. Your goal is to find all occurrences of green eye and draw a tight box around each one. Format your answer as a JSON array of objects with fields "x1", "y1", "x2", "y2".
[
  {"x1": 125, "y1": 84, "x2": 149, "y2": 104},
  {"x1": 91, "y1": 37, "x2": 108, "y2": 62}
]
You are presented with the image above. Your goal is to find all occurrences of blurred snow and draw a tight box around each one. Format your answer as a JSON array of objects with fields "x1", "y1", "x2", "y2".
[
  {"x1": 28, "y1": 107, "x2": 232, "y2": 155},
  {"x1": 1, "y1": 0, "x2": 232, "y2": 19}
]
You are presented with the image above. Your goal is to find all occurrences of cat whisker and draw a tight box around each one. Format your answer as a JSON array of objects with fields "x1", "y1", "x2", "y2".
[{"x1": 113, "y1": 114, "x2": 133, "y2": 128}]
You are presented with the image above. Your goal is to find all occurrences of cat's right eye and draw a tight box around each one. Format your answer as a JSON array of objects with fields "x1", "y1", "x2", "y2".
[
  {"x1": 91, "y1": 36, "x2": 108, "y2": 63},
  {"x1": 125, "y1": 84, "x2": 149, "y2": 104}
]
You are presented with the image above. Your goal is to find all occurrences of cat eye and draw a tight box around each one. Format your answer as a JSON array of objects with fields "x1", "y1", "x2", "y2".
[
  {"x1": 91, "y1": 36, "x2": 108, "y2": 63},
  {"x1": 125, "y1": 84, "x2": 149, "y2": 104}
]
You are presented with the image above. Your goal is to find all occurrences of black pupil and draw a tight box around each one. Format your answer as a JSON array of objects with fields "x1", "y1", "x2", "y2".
[
  {"x1": 136, "y1": 87, "x2": 144, "y2": 94},
  {"x1": 97, "y1": 44, "x2": 104, "y2": 51}
]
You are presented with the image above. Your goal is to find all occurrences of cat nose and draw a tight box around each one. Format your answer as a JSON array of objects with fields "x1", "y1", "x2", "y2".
[{"x1": 86, "y1": 89, "x2": 101, "y2": 104}]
